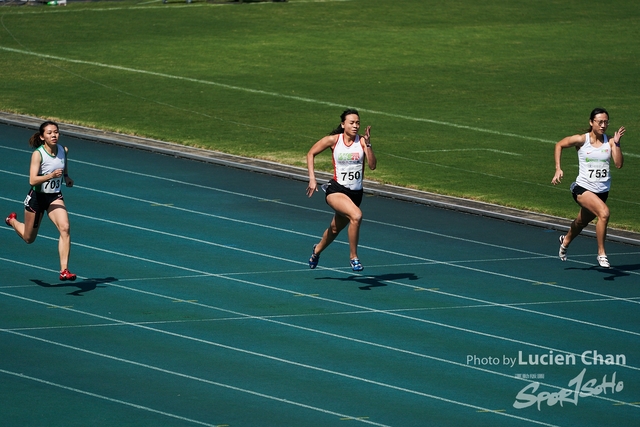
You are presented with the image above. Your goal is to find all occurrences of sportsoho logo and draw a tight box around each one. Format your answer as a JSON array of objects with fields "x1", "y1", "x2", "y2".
[
  {"x1": 466, "y1": 350, "x2": 627, "y2": 411},
  {"x1": 513, "y1": 350, "x2": 626, "y2": 411},
  {"x1": 513, "y1": 367, "x2": 624, "y2": 411}
]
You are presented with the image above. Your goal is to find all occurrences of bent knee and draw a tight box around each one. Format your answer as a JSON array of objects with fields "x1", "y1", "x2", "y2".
[
  {"x1": 57, "y1": 223, "x2": 71, "y2": 236},
  {"x1": 348, "y1": 207, "x2": 363, "y2": 223},
  {"x1": 592, "y1": 205, "x2": 610, "y2": 222}
]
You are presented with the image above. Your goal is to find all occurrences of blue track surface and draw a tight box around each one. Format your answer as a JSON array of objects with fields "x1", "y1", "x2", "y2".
[{"x1": 1, "y1": 122, "x2": 639, "y2": 427}]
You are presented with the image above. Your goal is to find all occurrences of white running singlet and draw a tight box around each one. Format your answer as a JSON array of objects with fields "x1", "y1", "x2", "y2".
[
  {"x1": 575, "y1": 133, "x2": 611, "y2": 193},
  {"x1": 332, "y1": 134, "x2": 365, "y2": 191},
  {"x1": 34, "y1": 145, "x2": 66, "y2": 194}
]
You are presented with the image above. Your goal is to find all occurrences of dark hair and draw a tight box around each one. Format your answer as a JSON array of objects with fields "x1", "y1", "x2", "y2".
[
  {"x1": 590, "y1": 107, "x2": 609, "y2": 121},
  {"x1": 29, "y1": 121, "x2": 59, "y2": 148},
  {"x1": 583, "y1": 107, "x2": 609, "y2": 133},
  {"x1": 329, "y1": 108, "x2": 360, "y2": 135}
]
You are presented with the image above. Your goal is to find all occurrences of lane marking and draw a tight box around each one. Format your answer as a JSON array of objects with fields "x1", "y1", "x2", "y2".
[
  {"x1": 0, "y1": 369, "x2": 225, "y2": 427},
  {"x1": 0, "y1": 335, "x2": 390, "y2": 426},
  {"x1": 4, "y1": 233, "x2": 640, "y2": 368},
  {"x1": 0, "y1": 299, "x2": 563, "y2": 426},
  {"x1": 3, "y1": 187, "x2": 640, "y2": 336},
  {"x1": 2, "y1": 147, "x2": 639, "y2": 210},
  {"x1": 1, "y1": 261, "x2": 637, "y2": 411}
]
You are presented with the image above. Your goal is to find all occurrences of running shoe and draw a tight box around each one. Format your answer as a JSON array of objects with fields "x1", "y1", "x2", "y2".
[
  {"x1": 59, "y1": 269, "x2": 77, "y2": 281},
  {"x1": 350, "y1": 258, "x2": 364, "y2": 272},
  {"x1": 558, "y1": 235, "x2": 567, "y2": 261},
  {"x1": 596, "y1": 255, "x2": 610, "y2": 268},
  {"x1": 309, "y1": 245, "x2": 320, "y2": 269},
  {"x1": 5, "y1": 212, "x2": 16, "y2": 227}
]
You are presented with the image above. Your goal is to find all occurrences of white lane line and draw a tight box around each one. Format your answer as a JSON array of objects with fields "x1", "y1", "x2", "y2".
[
  {"x1": 1, "y1": 264, "x2": 637, "y2": 414},
  {"x1": 0, "y1": 368, "x2": 224, "y2": 427},
  {"x1": 3, "y1": 230, "x2": 640, "y2": 360},
  {"x1": 3, "y1": 180, "x2": 640, "y2": 325},
  {"x1": 0, "y1": 339, "x2": 391, "y2": 427},
  {"x1": 0, "y1": 298, "x2": 562, "y2": 426}
]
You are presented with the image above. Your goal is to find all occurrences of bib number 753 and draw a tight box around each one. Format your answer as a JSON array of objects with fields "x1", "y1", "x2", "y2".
[{"x1": 588, "y1": 168, "x2": 608, "y2": 180}]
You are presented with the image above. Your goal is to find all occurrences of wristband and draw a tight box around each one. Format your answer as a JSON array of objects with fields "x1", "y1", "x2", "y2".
[{"x1": 614, "y1": 142, "x2": 621, "y2": 147}]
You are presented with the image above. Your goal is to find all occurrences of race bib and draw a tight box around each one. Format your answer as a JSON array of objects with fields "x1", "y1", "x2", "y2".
[
  {"x1": 337, "y1": 163, "x2": 363, "y2": 188},
  {"x1": 41, "y1": 177, "x2": 63, "y2": 193},
  {"x1": 585, "y1": 160, "x2": 610, "y2": 182}
]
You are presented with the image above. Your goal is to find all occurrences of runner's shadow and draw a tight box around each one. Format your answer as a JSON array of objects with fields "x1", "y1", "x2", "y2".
[
  {"x1": 31, "y1": 277, "x2": 117, "y2": 296},
  {"x1": 601, "y1": 264, "x2": 640, "y2": 281},
  {"x1": 316, "y1": 272, "x2": 419, "y2": 290},
  {"x1": 566, "y1": 264, "x2": 640, "y2": 281}
]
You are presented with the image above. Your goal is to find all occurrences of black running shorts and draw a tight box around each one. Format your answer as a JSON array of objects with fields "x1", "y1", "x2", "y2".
[
  {"x1": 323, "y1": 179, "x2": 364, "y2": 207},
  {"x1": 570, "y1": 183, "x2": 609, "y2": 204}
]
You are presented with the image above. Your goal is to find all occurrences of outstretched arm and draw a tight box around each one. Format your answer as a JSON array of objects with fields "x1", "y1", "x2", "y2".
[
  {"x1": 551, "y1": 134, "x2": 585, "y2": 185},
  {"x1": 306, "y1": 135, "x2": 337, "y2": 197}
]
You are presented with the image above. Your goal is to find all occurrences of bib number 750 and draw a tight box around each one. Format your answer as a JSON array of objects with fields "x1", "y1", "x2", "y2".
[{"x1": 341, "y1": 171, "x2": 361, "y2": 181}]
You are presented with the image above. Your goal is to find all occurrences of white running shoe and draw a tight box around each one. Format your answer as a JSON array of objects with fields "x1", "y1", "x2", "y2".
[
  {"x1": 558, "y1": 235, "x2": 567, "y2": 261},
  {"x1": 597, "y1": 255, "x2": 610, "y2": 268}
]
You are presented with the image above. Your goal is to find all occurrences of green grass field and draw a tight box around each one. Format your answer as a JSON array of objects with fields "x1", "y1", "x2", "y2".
[{"x1": 1, "y1": 0, "x2": 639, "y2": 230}]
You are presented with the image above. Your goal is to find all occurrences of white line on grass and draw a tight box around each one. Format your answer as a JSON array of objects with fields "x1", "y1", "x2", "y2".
[
  {"x1": 0, "y1": 297, "x2": 562, "y2": 427},
  {"x1": 0, "y1": 0, "x2": 352, "y2": 15},
  {"x1": 413, "y1": 148, "x2": 522, "y2": 156},
  {"x1": 386, "y1": 153, "x2": 640, "y2": 204},
  {"x1": 6, "y1": 44, "x2": 638, "y2": 157}
]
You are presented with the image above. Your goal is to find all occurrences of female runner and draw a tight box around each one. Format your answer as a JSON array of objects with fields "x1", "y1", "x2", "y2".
[
  {"x1": 306, "y1": 109, "x2": 377, "y2": 271},
  {"x1": 551, "y1": 108, "x2": 625, "y2": 268},
  {"x1": 5, "y1": 121, "x2": 76, "y2": 280}
]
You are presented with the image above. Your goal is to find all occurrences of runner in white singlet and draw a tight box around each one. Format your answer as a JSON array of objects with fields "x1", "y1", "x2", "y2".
[
  {"x1": 306, "y1": 109, "x2": 377, "y2": 272},
  {"x1": 34, "y1": 143, "x2": 67, "y2": 194},
  {"x1": 575, "y1": 133, "x2": 612, "y2": 194},
  {"x1": 551, "y1": 108, "x2": 625, "y2": 268},
  {"x1": 332, "y1": 133, "x2": 365, "y2": 191},
  {"x1": 5, "y1": 121, "x2": 77, "y2": 281}
]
